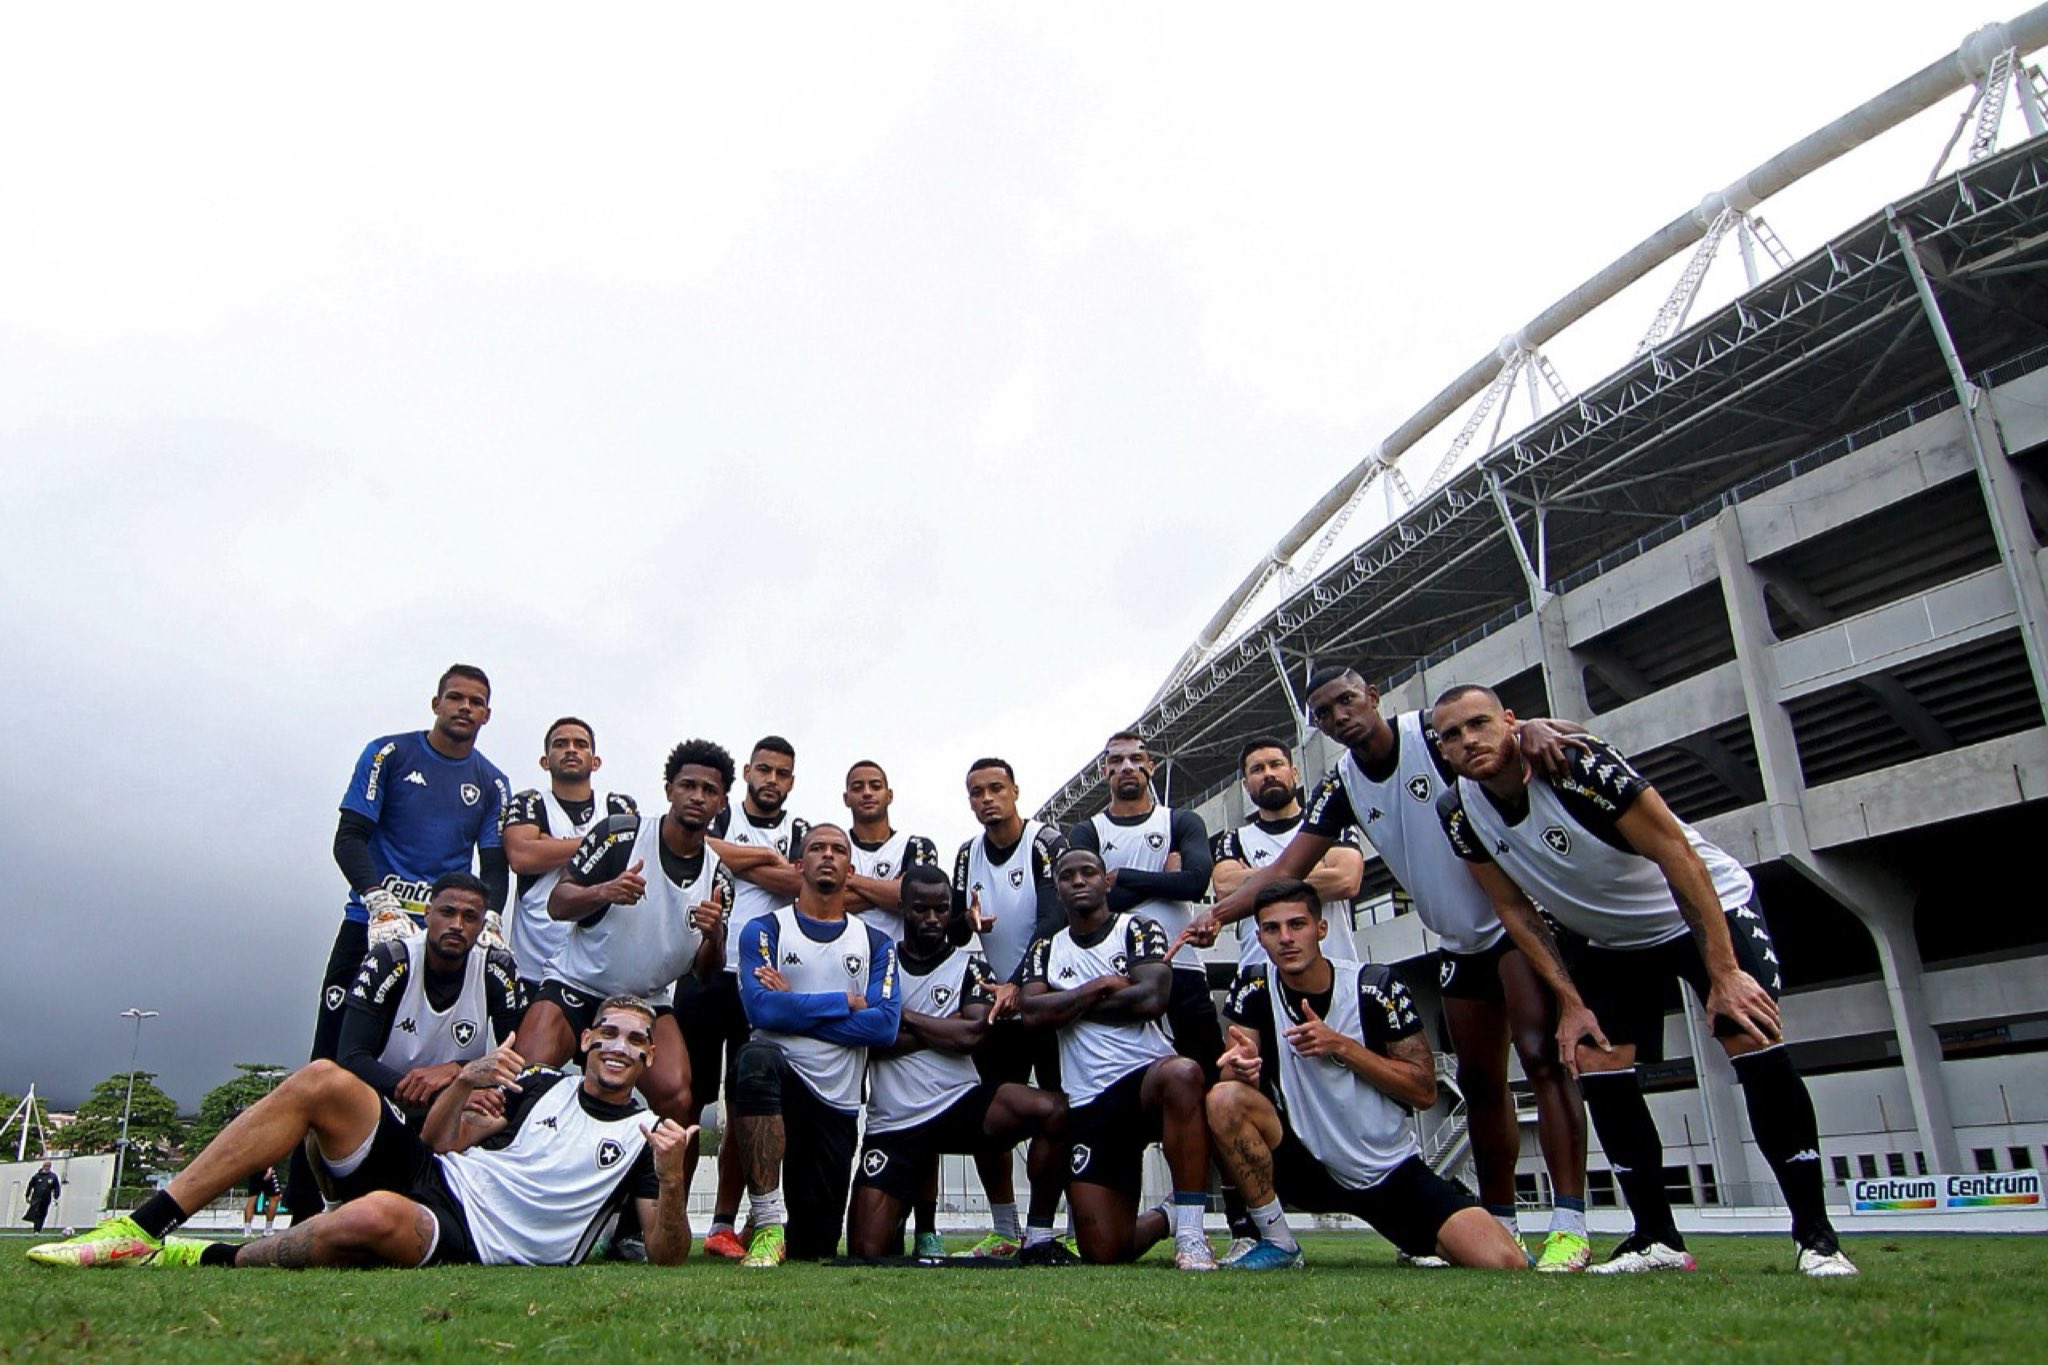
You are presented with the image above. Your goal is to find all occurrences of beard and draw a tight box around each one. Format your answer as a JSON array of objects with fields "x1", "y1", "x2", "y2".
[{"x1": 1251, "y1": 781, "x2": 1297, "y2": 813}]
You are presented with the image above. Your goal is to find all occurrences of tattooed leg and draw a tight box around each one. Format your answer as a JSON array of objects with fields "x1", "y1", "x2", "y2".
[{"x1": 1204, "y1": 1081, "x2": 1282, "y2": 1206}]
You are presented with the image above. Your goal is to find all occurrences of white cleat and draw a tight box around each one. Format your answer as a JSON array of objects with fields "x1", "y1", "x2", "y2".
[
  {"x1": 1174, "y1": 1237, "x2": 1218, "y2": 1271},
  {"x1": 1396, "y1": 1250, "x2": 1452, "y2": 1269},
  {"x1": 1586, "y1": 1237, "x2": 1696, "y2": 1275},
  {"x1": 1797, "y1": 1241, "x2": 1859, "y2": 1278}
]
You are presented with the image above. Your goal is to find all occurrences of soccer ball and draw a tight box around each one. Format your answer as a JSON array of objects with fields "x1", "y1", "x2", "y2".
[{"x1": 60, "y1": 1226, "x2": 75, "y2": 1237}]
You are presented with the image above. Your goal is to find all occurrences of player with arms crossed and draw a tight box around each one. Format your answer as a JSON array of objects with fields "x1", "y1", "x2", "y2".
[
  {"x1": 1011, "y1": 847, "x2": 1215, "y2": 1269},
  {"x1": 731, "y1": 824, "x2": 901, "y2": 1266},
  {"x1": 1188, "y1": 668, "x2": 1593, "y2": 1270},
  {"x1": 1430, "y1": 683, "x2": 1856, "y2": 1278},
  {"x1": 1208, "y1": 879, "x2": 1528, "y2": 1271},
  {"x1": 517, "y1": 740, "x2": 736, "y2": 1162},
  {"x1": 840, "y1": 760, "x2": 941, "y2": 942},
  {"x1": 845, "y1": 866, "x2": 1069, "y2": 1258},
  {"x1": 36, "y1": 999, "x2": 696, "y2": 1269},
  {"x1": 499, "y1": 716, "x2": 637, "y2": 991}
]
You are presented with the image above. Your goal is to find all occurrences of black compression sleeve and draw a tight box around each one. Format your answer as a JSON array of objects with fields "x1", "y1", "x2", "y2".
[
  {"x1": 336, "y1": 1005, "x2": 406, "y2": 1097},
  {"x1": 333, "y1": 811, "x2": 383, "y2": 893},
  {"x1": 479, "y1": 846, "x2": 510, "y2": 914}
]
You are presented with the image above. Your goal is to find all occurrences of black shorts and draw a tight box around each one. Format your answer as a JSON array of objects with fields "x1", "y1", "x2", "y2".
[
  {"x1": 673, "y1": 970, "x2": 748, "y2": 1113},
  {"x1": 855, "y1": 1085, "x2": 1001, "y2": 1203},
  {"x1": 244, "y1": 1171, "x2": 281, "y2": 1201},
  {"x1": 1437, "y1": 935, "x2": 1514, "y2": 1004},
  {"x1": 1563, "y1": 905, "x2": 1783, "y2": 1060},
  {"x1": 1066, "y1": 1063, "x2": 1161, "y2": 1197},
  {"x1": 733, "y1": 1041, "x2": 860, "y2": 1260},
  {"x1": 975, "y1": 1020, "x2": 1061, "y2": 1091},
  {"x1": 320, "y1": 1095, "x2": 434, "y2": 1203},
  {"x1": 534, "y1": 979, "x2": 675, "y2": 1038},
  {"x1": 1166, "y1": 968, "x2": 1226, "y2": 1085},
  {"x1": 406, "y1": 1159, "x2": 480, "y2": 1267},
  {"x1": 1273, "y1": 1141, "x2": 1476, "y2": 1258}
]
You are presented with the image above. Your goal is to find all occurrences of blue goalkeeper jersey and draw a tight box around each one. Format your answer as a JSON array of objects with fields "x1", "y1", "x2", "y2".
[{"x1": 338, "y1": 731, "x2": 509, "y2": 923}]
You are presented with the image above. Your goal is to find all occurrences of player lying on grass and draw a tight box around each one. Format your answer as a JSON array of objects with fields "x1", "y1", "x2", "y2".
[
  {"x1": 1006, "y1": 847, "x2": 1215, "y2": 1268},
  {"x1": 845, "y1": 866, "x2": 1068, "y2": 1257},
  {"x1": 30, "y1": 997, "x2": 694, "y2": 1269},
  {"x1": 1206, "y1": 879, "x2": 1527, "y2": 1271}
]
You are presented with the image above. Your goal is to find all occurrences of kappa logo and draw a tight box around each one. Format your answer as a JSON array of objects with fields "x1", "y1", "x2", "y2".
[
  {"x1": 404, "y1": 770, "x2": 428, "y2": 787},
  {"x1": 1009, "y1": 868, "x2": 1026, "y2": 888},
  {"x1": 452, "y1": 1020, "x2": 478, "y2": 1048},
  {"x1": 597, "y1": 1139, "x2": 625, "y2": 1169},
  {"x1": 863, "y1": 1149, "x2": 888, "y2": 1178},
  {"x1": 1407, "y1": 775, "x2": 1432, "y2": 802},
  {"x1": 1145, "y1": 832, "x2": 1165, "y2": 851},
  {"x1": 397, "y1": 1017, "x2": 418, "y2": 1034},
  {"x1": 783, "y1": 951, "x2": 804, "y2": 967},
  {"x1": 1070, "y1": 1144, "x2": 1091, "y2": 1174},
  {"x1": 932, "y1": 985, "x2": 954, "y2": 1009},
  {"x1": 538, "y1": 1115, "x2": 558, "y2": 1130},
  {"x1": 1541, "y1": 826, "x2": 1571, "y2": 856},
  {"x1": 324, "y1": 985, "x2": 346, "y2": 1012},
  {"x1": 1252, "y1": 848, "x2": 1270, "y2": 863},
  {"x1": 1366, "y1": 806, "x2": 1385, "y2": 823},
  {"x1": 843, "y1": 953, "x2": 864, "y2": 977},
  {"x1": 1788, "y1": 1149, "x2": 1821, "y2": 1163},
  {"x1": 1494, "y1": 839, "x2": 1510, "y2": 855},
  {"x1": 1058, "y1": 964, "x2": 1078, "y2": 982},
  {"x1": 461, "y1": 783, "x2": 481, "y2": 807}
]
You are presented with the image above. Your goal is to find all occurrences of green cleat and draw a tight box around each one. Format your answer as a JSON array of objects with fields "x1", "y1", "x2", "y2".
[
  {"x1": 912, "y1": 1231, "x2": 947, "y2": 1259},
  {"x1": 964, "y1": 1233, "x2": 1019, "y2": 1259},
  {"x1": 27, "y1": 1216, "x2": 161, "y2": 1268},
  {"x1": 1535, "y1": 1229, "x2": 1592, "y2": 1272},
  {"x1": 741, "y1": 1223, "x2": 787, "y2": 1268},
  {"x1": 148, "y1": 1237, "x2": 211, "y2": 1268}
]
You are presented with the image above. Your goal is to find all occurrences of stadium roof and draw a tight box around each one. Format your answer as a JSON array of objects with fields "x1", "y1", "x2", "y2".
[{"x1": 1040, "y1": 134, "x2": 2048, "y2": 825}]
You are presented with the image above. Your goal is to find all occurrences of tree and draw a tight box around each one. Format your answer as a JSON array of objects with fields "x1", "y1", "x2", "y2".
[
  {"x1": 188, "y1": 1063, "x2": 292, "y2": 1151},
  {"x1": 63, "y1": 1072, "x2": 187, "y2": 1172}
]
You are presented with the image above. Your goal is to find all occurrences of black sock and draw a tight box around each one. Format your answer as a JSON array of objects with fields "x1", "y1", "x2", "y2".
[
  {"x1": 132, "y1": 1190, "x2": 190, "y2": 1241},
  {"x1": 1580, "y1": 1070, "x2": 1682, "y2": 1249},
  {"x1": 915, "y1": 1202, "x2": 937, "y2": 1238},
  {"x1": 1732, "y1": 1046, "x2": 1833, "y2": 1245},
  {"x1": 1221, "y1": 1185, "x2": 1254, "y2": 1240},
  {"x1": 200, "y1": 1241, "x2": 240, "y2": 1268}
]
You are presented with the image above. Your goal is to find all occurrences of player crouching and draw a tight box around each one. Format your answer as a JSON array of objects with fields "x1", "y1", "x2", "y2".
[
  {"x1": 1206, "y1": 880, "x2": 1525, "y2": 1271},
  {"x1": 30, "y1": 998, "x2": 694, "y2": 1270}
]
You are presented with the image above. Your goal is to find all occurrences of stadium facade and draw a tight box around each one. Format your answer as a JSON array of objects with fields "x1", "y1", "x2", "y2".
[{"x1": 1040, "y1": 18, "x2": 2048, "y2": 1221}]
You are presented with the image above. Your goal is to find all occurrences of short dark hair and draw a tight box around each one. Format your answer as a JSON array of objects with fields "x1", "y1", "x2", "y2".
[
  {"x1": 1252, "y1": 877, "x2": 1323, "y2": 923},
  {"x1": 1304, "y1": 665, "x2": 1363, "y2": 697},
  {"x1": 665, "y1": 738, "x2": 736, "y2": 789},
  {"x1": 1238, "y1": 737, "x2": 1293, "y2": 774},
  {"x1": 966, "y1": 757, "x2": 1015, "y2": 782},
  {"x1": 594, "y1": 994, "x2": 657, "y2": 1027},
  {"x1": 544, "y1": 716, "x2": 595, "y2": 749},
  {"x1": 1103, "y1": 729, "x2": 1147, "y2": 751},
  {"x1": 429, "y1": 870, "x2": 491, "y2": 902},
  {"x1": 1055, "y1": 846, "x2": 1104, "y2": 872},
  {"x1": 902, "y1": 865, "x2": 951, "y2": 898},
  {"x1": 1431, "y1": 682, "x2": 1502, "y2": 712},
  {"x1": 751, "y1": 735, "x2": 796, "y2": 762},
  {"x1": 846, "y1": 759, "x2": 888, "y2": 784},
  {"x1": 801, "y1": 822, "x2": 849, "y2": 853},
  {"x1": 437, "y1": 664, "x2": 491, "y2": 697}
]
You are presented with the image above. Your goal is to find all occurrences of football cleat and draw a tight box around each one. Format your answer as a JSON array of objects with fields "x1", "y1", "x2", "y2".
[
  {"x1": 1174, "y1": 1237, "x2": 1218, "y2": 1271},
  {"x1": 1796, "y1": 1232, "x2": 1859, "y2": 1278},
  {"x1": 702, "y1": 1226, "x2": 749, "y2": 1260},
  {"x1": 1018, "y1": 1237, "x2": 1083, "y2": 1267},
  {"x1": 1586, "y1": 1235, "x2": 1696, "y2": 1275},
  {"x1": 147, "y1": 1237, "x2": 210, "y2": 1268},
  {"x1": 1221, "y1": 1236, "x2": 1259, "y2": 1266},
  {"x1": 1396, "y1": 1250, "x2": 1452, "y2": 1269},
  {"x1": 912, "y1": 1232, "x2": 947, "y2": 1260},
  {"x1": 1535, "y1": 1229, "x2": 1593, "y2": 1273},
  {"x1": 27, "y1": 1217, "x2": 160, "y2": 1268},
  {"x1": 1223, "y1": 1239, "x2": 1304, "y2": 1271},
  {"x1": 740, "y1": 1223, "x2": 786, "y2": 1269},
  {"x1": 965, "y1": 1233, "x2": 1019, "y2": 1259}
]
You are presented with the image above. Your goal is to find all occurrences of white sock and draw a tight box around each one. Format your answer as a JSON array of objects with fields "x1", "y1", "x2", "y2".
[
  {"x1": 1549, "y1": 1205, "x2": 1587, "y2": 1237},
  {"x1": 1495, "y1": 1212, "x2": 1521, "y2": 1242},
  {"x1": 1023, "y1": 1225, "x2": 1055, "y2": 1248},
  {"x1": 1248, "y1": 1198, "x2": 1297, "y2": 1252},
  {"x1": 1172, "y1": 1197, "x2": 1205, "y2": 1241},
  {"x1": 241, "y1": 1224, "x2": 252, "y2": 1236},
  {"x1": 989, "y1": 1203, "x2": 1020, "y2": 1240},
  {"x1": 750, "y1": 1188, "x2": 785, "y2": 1227}
]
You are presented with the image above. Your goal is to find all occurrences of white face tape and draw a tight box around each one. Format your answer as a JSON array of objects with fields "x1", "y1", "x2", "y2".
[{"x1": 588, "y1": 1016, "x2": 653, "y2": 1066}]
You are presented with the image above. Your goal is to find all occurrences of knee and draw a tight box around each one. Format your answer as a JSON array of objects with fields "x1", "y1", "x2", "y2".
[
  {"x1": 1205, "y1": 1080, "x2": 1257, "y2": 1130},
  {"x1": 1159, "y1": 1057, "x2": 1204, "y2": 1104},
  {"x1": 730, "y1": 1043, "x2": 784, "y2": 1117},
  {"x1": 287, "y1": 1060, "x2": 355, "y2": 1106}
]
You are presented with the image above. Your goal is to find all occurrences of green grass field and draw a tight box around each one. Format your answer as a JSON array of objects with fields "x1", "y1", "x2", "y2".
[{"x1": 4, "y1": 1231, "x2": 2041, "y2": 1362}]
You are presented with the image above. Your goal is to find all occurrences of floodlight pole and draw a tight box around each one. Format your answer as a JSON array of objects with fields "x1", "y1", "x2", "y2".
[{"x1": 110, "y1": 1008, "x2": 159, "y2": 1204}]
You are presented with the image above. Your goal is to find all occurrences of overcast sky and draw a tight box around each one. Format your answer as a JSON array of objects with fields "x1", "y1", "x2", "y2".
[{"x1": 0, "y1": 2, "x2": 1995, "y2": 1110}]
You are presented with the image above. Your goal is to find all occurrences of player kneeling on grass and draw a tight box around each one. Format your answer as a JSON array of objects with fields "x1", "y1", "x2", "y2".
[
  {"x1": 1006, "y1": 847, "x2": 1215, "y2": 1269},
  {"x1": 30, "y1": 998, "x2": 695, "y2": 1270},
  {"x1": 1206, "y1": 879, "x2": 1527, "y2": 1271},
  {"x1": 846, "y1": 866, "x2": 1069, "y2": 1258}
]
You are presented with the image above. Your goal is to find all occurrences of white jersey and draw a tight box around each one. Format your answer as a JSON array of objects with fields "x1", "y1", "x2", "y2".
[
  {"x1": 437, "y1": 1070, "x2": 651, "y2": 1266},
  {"x1": 372, "y1": 931, "x2": 498, "y2": 1075},
  {"x1": 1090, "y1": 806, "x2": 1200, "y2": 970},
  {"x1": 1023, "y1": 913, "x2": 1175, "y2": 1105},
  {"x1": 1215, "y1": 816, "x2": 1360, "y2": 966},
  {"x1": 749, "y1": 907, "x2": 887, "y2": 1111},
  {"x1": 1303, "y1": 711, "x2": 1505, "y2": 955},
  {"x1": 849, "y1": 829, "x2": 939, "y2": 942},
  {"x1": 1225, "y1": 958, "x2": 1424, "y2": 1189},
  {"x1": 1440, "y1": 739, "x2": 1755, "y2": 950},
  {"x1": 717, "y1": 806, "x2": 808, "y2": 974},
  {"x1": 551, "y1": 817, "x2": 731, "y2": 1006},
  {"x1": 505, "y1": 789, "x2": 628, "y2": 981},
  {"x1": 866, "y1": 947, "x2": 993, "y2": 1133},
  {"x1": 956, "y1": 821, "x2": 1064, "y2": 982}
]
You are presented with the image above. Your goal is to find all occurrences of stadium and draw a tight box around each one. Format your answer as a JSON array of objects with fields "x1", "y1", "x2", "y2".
[{"x1": 1038, "y1": 10, "x2": 2048, "y2": 1233}]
